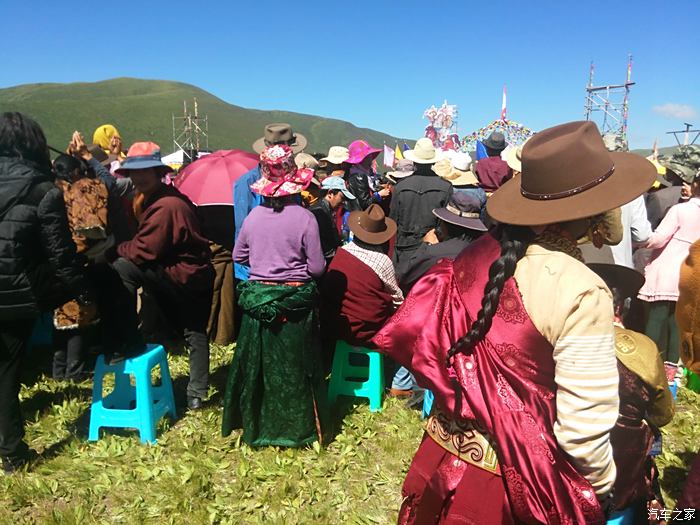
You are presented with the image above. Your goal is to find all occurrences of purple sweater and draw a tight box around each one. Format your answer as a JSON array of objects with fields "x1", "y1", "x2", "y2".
[{"x1": 234, "y1": 204, "x2": 325, "y2": 281}]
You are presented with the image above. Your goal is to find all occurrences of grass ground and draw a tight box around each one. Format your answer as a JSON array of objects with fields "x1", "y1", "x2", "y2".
[{"x1": 1, "y1": 344, "x2": 698, "y2": 524}]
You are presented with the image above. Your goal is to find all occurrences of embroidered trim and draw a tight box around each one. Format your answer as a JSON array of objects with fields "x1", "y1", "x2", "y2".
[
  {"x1": 425, "y1": 408, "x2": 500, "y2": 475},
  {"x1": 533, "y1": 230, "x2": 584, "y2": 262}
]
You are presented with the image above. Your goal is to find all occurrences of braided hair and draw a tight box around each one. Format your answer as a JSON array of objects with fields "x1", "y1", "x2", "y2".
[{"x1": 446, "y1": 224, "x2": 535, "y2": 364}]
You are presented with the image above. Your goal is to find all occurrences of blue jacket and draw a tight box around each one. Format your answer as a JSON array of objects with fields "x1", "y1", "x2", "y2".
[{"x1": 233, "y1": 165, "x2": 262, "y2": 280}]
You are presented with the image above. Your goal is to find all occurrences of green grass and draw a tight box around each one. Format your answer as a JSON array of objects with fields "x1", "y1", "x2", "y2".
[
  {"x1": 1, "y1": 344, "x2": 422, "y2": 524},
  {"x1": 0, "y1": 78, "x2": 409, "y2": 155},
  {"x1": 2, "y1": 344, "x2": 698, "y2": 524}
]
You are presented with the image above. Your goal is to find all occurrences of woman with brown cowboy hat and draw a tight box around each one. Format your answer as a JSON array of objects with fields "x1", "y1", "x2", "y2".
[
  {"x1": 372, "y1": 121, "x2": 656, "y2": 524},
  {"x1": 223, "y1": 144, "x2": 326, "y2": 448}
]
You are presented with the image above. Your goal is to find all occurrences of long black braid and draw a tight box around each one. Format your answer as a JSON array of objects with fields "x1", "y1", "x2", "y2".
[{"x1": 446, "y1": 224, "x2": 536, "y2": 365}]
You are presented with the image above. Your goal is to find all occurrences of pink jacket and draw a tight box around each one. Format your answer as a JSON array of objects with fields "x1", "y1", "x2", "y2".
[{"x1": 639, "y1": 198, "x2": 700, "y2": 302}]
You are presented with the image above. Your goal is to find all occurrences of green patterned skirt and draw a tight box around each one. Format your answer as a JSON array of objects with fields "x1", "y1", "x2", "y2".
[{"x1": 222, "y1": 280, "x2": 324, "y2": 447}]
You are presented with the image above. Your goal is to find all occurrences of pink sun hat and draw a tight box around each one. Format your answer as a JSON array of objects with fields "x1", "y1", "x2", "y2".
[
  {"x1": 250, "y1": 144, "x2": 314, "y2": 198},
  {"x1": 346, "y1": 140, "x2": 382, "y2": 165}
]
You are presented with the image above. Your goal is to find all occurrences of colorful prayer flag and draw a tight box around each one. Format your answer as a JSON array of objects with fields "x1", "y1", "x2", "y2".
[
  {"x1": 383, "y1": 144, "x2": 395, "y2": 168},
  {"x1": 394, "y1": 144, "x2": 403, "y2": 161},
  {"x1": 501, "y1": 84, "x2": 507, "y2": 121},
  {"x1": 403, "y1": 142, "x2": 410, "y2": 151},
  {"x1": 476, "y1": 140, "x2": 488, "y2": 160}
]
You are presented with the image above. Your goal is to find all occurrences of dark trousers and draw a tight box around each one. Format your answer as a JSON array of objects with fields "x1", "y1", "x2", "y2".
[
  {"x1": 645, "y1": 301, "x2": 680, "y2": 363},
  {"x1": 111, "y1": 258, "x2": 210, "y2": 398},
  {"x1": 0, "y1": 319, "x2": 34, "y2": 461},
  {"x1": 53, "y1": 330, "x2": 87, "y2": 380}
]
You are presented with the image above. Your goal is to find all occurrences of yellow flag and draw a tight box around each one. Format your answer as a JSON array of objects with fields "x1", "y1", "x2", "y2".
[{"x1": 395, "y1": 144, "x2": 403, "y2": 161}]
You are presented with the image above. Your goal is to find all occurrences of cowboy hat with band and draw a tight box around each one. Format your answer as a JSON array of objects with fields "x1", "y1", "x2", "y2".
[
  {"x1": 433, "y1": 192, "x2": 487, "y2": 232},
  {"x1": 487, "y1": 121, "x2": 657, "y2": 226},
  {"x1": 348, "y1": 203, "x2": 397, "y2": 245},
  {"x1": 250, "y1": 144, "x2": 314, "y2": 198},
  {"x1": 252, "y1": 123, "x2": 308, "y2": 155}
]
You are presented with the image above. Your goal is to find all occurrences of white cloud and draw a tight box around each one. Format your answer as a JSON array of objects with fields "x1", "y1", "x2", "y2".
[{"x1": 652, "y1": 103, "x2": 697, "y2": 120}]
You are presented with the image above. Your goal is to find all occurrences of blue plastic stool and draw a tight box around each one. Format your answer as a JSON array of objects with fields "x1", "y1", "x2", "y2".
[
  {"x1": 328, "y1": 340, "x2": 384, "y2": 412},
  {"x1": 607, "y1": 506, "x2": 634, "y2": 524},
  {"x1": 89, "y1": 344, "x2": 176, "y2": 444},
  {"x1": 422, "y1": 390, "x2": 434, "y2": 419}
]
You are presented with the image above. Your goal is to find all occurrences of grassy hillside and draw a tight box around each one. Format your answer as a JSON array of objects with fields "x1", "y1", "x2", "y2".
[
  {"x1": 0, "y1": 78, "x2": 409, "y2": 155},
  {"x1": 632, "y1": 146, "x2": 680, "y2": 158}
]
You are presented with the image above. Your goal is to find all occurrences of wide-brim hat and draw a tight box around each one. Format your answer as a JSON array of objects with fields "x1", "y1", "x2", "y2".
[
  {"x1": 348, "y1": 203, "x2": 397, "y2": 244},
  {"x1": 505, "y1": 140, "x2": 530, "y2": 172},
  {"x1": 250, "y1": 168, "x2": 314, "y2": 197},
  {"x1": 588, "y1": 262, "x2": 645, "y2": 300},
  {"x1": 433, "y1": 193, "x2": 487, "y2": 232},
  {"x1": 487, "y1": 121, "x2": 657, "y2": 226},
  {"x1": 346, "y1": 140, "x2": 382, "y2": 164},
  {"x1": 115, "y1": 141, "x2": 173, "y2": 175},
  {"x1": 252, "y1": 123, "x2": 308, "y2": 154},
  {"x1": 483, "y1": 132, "x2": 506, "y2": 151},
  {"x1": 321, "y1": 146, "x2": 350, "y2": 165},
  {"x1": 432, "y1": 158, "x2": 479, "y2": 186},
  {"x1": 404, "y1": 138, "x2": 443, "y2": 164},
  {"x1": 250, "y1": 144, "x2": 314, "y2": 197},
  {"x1": 387, "y1": 159, "x2": 415, "y2": 179}
]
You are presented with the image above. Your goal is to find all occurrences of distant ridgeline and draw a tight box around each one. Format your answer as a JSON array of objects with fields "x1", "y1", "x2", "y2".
[{"x1": 0, "y1": 78, "x2": 408, "y2": 155}]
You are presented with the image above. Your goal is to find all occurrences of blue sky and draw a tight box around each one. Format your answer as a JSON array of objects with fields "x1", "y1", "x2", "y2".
[{"x1": 1, "y1": 0, "x2": 698, "y2": 149}]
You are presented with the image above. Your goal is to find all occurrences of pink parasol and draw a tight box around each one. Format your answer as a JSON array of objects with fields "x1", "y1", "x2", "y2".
[{"x1": 174, "y1": 149, "x2": 259, "y2": 206}]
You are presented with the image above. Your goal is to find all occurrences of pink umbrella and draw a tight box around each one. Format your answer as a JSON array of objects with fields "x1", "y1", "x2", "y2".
[{"x1": 174, "y1": 149, "x2": 259, "y2": 206}]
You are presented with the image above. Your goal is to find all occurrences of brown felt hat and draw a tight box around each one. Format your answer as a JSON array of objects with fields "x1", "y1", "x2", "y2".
[
  {"x1": 252, "y1": 123, "x2": 307, "y2": 154},
  {"x1": 487, "y1": 121, "x2": 657, "y2": 226},
  {"x1": 348, "y1": 203, "x2": 397, "y2": 245}
]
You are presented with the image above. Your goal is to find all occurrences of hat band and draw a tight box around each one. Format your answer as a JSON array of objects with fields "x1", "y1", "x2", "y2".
[
  {"x1": 520, "y1": 165, "x2": 615, "y2": 201},
  {"x1": 445, "y1": 204, "x2": 480, "y2": 218},
  {"x1": 124, "y1": 153, "x2": 162, "y2": 163}
]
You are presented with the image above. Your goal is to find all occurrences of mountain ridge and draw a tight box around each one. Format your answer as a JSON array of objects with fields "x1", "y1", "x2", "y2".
[{"x1": 0, "y1": 77, "x2": 409, "y2": 155}]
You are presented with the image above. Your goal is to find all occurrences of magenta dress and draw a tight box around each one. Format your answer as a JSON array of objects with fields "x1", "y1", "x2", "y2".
[{"x1": 373, "y1": 234, "x2": 604, "y2": 525}]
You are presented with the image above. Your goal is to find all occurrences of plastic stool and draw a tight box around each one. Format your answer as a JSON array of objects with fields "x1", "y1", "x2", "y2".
[
  {"x1": 422, "y1": 390, "x2": 434, "y2": 419},
  {"x1": 328, "y1": 340, "x2": 384, "y2": 412},
  {"x1": 607, "y1": 506, "x2": 634, "y2": 524},
  {"x1": 685, "y1": 368, "x2": 700, "y2": 393},
  {"x1": 89, "y1": 344, "x2": 176, "y2": 444}
]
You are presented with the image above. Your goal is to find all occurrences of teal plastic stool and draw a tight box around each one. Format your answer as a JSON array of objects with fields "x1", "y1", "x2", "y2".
[
  {"x1": 684, "y1": 368, "x2": 700, "y2": 393},
  {"x1": 89, "y1": 344, "x2": 176, "y2": 444},
  {"x1": 328, "y1": 340, "x2": 384, "y2": 412},
  {"x1": 607, "y1": 506, "x2": 634, "y2": 524},
  {"x1": 422, "y1": 390, "x2": 434, "y2": 419}
]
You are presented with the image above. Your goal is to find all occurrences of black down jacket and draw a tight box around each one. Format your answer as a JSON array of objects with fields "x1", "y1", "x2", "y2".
[{"x1": 0, "y1": 156, "x2": 88, "y2": 320}]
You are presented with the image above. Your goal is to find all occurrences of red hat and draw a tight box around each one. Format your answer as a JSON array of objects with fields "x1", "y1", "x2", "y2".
[{"x1": 115, "y1": 141, "x2": 172, "y2": 174}]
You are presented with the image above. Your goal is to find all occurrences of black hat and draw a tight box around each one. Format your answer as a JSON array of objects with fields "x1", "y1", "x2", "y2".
[
  {"x1": 483, "y1": 132, "x2": 506, "y2": 151},
  {"x1": 588, "y1": 263, "x2": 645, "y2": 300}
]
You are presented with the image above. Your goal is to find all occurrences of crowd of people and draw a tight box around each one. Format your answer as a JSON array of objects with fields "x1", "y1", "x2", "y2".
[{"x1": 2, "y1": 109, "x2": 700, "y2": 522}]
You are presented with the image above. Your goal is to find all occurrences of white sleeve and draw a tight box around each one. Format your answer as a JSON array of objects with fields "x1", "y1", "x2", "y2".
[
  {"x1": 552, "y1": 287, "x2": 619, "y2": 497},
  {"x1": 629, "y1": 195, "x2": 652, "y2": 243}
]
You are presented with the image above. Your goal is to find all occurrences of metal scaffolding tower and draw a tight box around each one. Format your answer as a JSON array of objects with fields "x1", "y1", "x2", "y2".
[
  {"x1": 584, "y1": 55, "x2": 635, "y2": 143},
  {"x1": 666, "y1": 123, "x2": 700, "y2": 147},
  {"x1": 172, "y1": 98, "x2": 208, "y2": 165}
]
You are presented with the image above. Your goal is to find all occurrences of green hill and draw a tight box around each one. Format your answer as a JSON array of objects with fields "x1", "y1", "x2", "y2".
[{"x1": 0, "y1": 78, "x2": 409, "y2": 155}]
